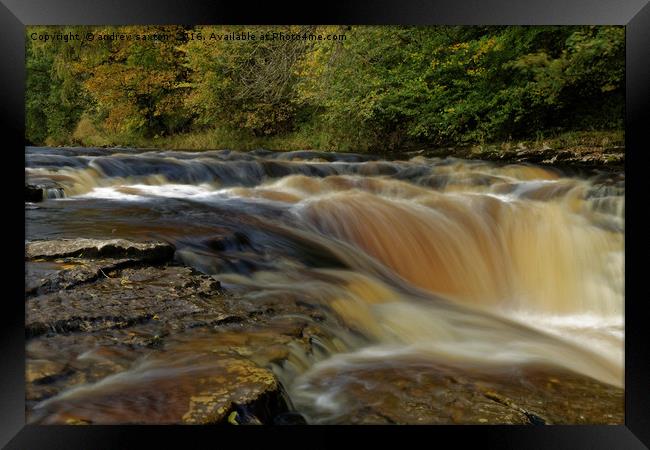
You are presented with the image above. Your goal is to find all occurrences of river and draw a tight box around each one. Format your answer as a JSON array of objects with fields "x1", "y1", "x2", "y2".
[{"x1": 25, "y1": 146, "x2": 625, "y2": 424}]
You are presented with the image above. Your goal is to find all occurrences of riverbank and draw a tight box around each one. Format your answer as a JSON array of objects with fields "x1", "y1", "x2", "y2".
[
  {"x1": 58, "y1": 129, "x2": 624, "y2": 170},
  {"x1": 397, "y1": 130, "x2": 624, "y2": 172}
]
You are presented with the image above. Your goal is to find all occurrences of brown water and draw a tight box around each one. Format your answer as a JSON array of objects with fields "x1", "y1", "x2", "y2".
[{"x1": 26, "y1": 147, "x2": 624, "y2": 423}]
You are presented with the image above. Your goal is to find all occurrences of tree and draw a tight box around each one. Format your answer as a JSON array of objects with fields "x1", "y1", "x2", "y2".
[
  {"x1": 26, "y1": 26, "x2": 88, "y2": 145},
  {"x1": 76, "y1": 26, "x2": 192, "y2": 140},
  {"x1": 184, "y1": 25, "x2": 315, "y2": 136},
  {"x1": 25, "y1": 25, "x2": 625, "y2": 150}
]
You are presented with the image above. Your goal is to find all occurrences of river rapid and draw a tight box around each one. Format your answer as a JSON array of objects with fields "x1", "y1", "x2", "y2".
[{"x1": 25, "y1": 146, "x2": 624, "y2": 424}]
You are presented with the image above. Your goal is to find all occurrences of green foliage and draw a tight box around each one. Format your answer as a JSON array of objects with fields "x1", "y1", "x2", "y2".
[
  {"x1": 297, "y1": 26, "x2": 624, "y2": 150},
  {"x1": 78, "y1": 26, "x2": 191, "y2": 140},
  {"x1": 25, "y1": 25, "x2": 624, "y2": 151},
  {"x1": 26, "y1": 26, "x2": 88, "y2": 145},
  {"x1": 184, "y1": 26, "x2": 314, "y2": 136}
]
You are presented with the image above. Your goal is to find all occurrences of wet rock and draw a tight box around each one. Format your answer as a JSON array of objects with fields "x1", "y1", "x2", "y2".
[
  {"x1": 26, "y1": 359, "x2": 68, "y2": 384},
  {"x1": 26, "y1": 259, "x2": 135, "y2": 297},
  {"x1": 26, "y1": 238, "x2": 175, "y2": 262},
  {"x1": 25, "y1": 239, "x2": 177, "y2": 298},
  {"x1": 25, "y1": 184, "x2": 43, "y2": 202},
  {"x1": 26, "y1": 181, "x2": 65, "y2": 202},
  {"x1": 181, "y1": 359, "x2": 279, "y2": 425},
  {"x1": 25, "y1": 316, "x2": 322, "y2": 424},
  {"x1": 24, "y1": 237, "x2": 324, "y2": 425},
  {"x1": 27, "y1": 329, "x2": 302, "y2": 425},
  {"x1": 26, "y1": 335, "x2": 155, "y2": 409},
  {"x1": 25, "y1": 265, "x2": 230, "y2": 337},
  {"x1": 294, "y1": 362, "x2": 623, "y2": 425},
  {"x1": 472, "y1": 366, "x2": 623, "y2": 424},
  {"x1": 31, "y1": 356, "x2": 281, "y2": 425},
  {"x1": 27, "y1": 314, "x2": 317, "y2": 423},
  {"x1": 205, "y1": 231, "x2": 253, "y2": 252},
  {"x1": 273, "y1": 412, "x2": 308, "y2": 425}
]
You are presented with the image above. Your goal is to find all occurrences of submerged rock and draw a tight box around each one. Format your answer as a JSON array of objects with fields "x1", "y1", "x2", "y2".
[
  {"x1": 31, "y1": 356, "x2": 281, "y2": 425},
  {"x1": 293, "y1": 362, "x2": 623, "y2": 425},
  {"x1": 273, "y1": 411, "x2": 308, "y2": 425}
]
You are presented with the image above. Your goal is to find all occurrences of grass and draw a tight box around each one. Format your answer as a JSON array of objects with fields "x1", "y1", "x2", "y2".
[
  {"x1": 70, "y1": 122, "x2": 342, "y2": 152},
  {"x1": 143, "y1": 128, "x2": 334, "y2": 152},
  {"x1": 64, "y1": 120, "x2": 625, "y2": 155}
]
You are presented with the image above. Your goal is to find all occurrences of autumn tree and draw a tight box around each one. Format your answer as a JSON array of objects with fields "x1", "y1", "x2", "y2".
[
  {"x1": 26, "y1": 25, "x2": 625, "y2": 150},
  {"x1": 183, "y1": 25, "x2": 316, "y2": 136},
  {"x1": 75, "y1": 25, "x2": 191, "y2": 141}
]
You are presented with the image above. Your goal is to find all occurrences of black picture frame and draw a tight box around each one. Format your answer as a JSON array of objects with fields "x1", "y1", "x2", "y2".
[{"x1": 2, "y1": 1, "x2": 648, "y2": 448}]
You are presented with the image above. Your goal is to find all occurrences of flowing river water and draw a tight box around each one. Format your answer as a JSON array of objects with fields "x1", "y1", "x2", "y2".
[{"x1": 25, "y1": 146, "x2": 624, "y2": 424}]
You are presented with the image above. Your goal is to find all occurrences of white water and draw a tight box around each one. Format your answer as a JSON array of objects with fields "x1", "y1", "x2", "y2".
[{"x1": 27, "y1": 148, "x2": 624, "y2": 423}]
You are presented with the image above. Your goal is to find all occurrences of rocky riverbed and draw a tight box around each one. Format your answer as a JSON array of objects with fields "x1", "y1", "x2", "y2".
[
  {"x1": 25, "y1": 146, "x2": 625, "y2": 425},
  {"x1": 25, "y1": 237, "x2": 623, "y2": 425},
  {"x1": 25, "y1": 238, "x2": 316, "y2": 424}
]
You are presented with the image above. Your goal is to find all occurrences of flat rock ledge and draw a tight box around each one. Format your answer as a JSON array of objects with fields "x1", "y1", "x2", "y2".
[
  {"x1": 26, "y1": 238, "x2": 175, "y2": 262},
  {"x1": 25, "y1": 237, "x2": 313, "y2": 425}
]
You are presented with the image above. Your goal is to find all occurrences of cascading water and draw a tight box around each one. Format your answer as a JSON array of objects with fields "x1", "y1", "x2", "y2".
[{"x1": 26, "y1": 146, "x2": 624, "y2": 424}]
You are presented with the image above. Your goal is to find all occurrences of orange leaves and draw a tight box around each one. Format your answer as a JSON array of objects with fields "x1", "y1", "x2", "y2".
[{"x1": 71, "y1": 25, "x2": 189, "y2": 136}]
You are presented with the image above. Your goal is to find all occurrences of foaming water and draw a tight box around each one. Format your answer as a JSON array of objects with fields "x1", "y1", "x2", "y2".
[
  {"x1": 293, "y1": 189, "x2": 622, "y2": 316},
  {"x1": 26, "y1": 147, "x2": 624, "y2": 423}
]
